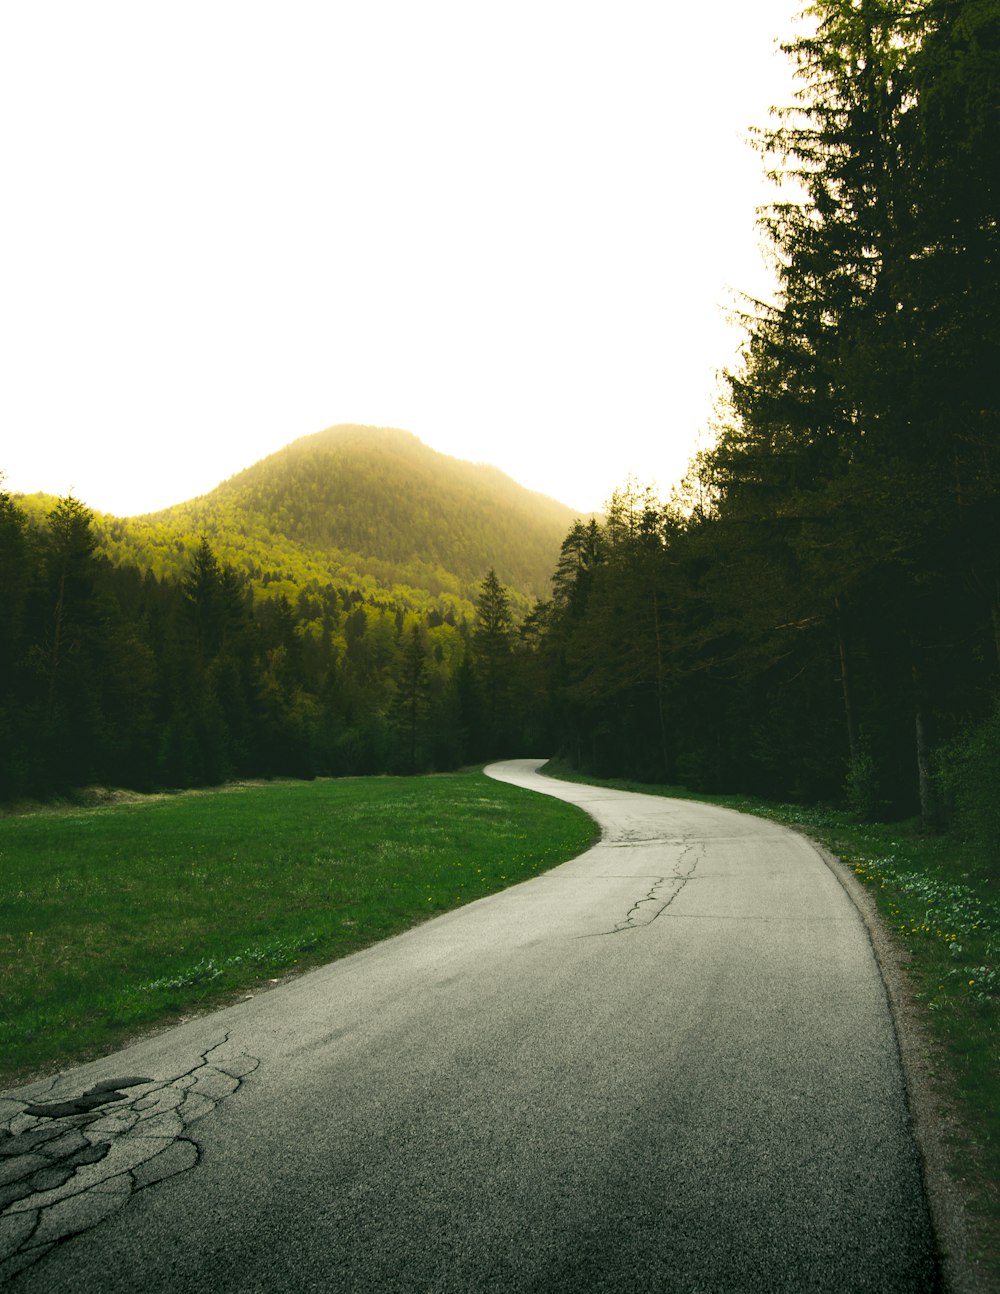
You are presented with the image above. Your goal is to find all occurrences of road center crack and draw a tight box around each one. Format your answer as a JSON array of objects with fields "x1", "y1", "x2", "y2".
[{"x1": 594, "y1": 842, "x2": 702, "y2": 936}]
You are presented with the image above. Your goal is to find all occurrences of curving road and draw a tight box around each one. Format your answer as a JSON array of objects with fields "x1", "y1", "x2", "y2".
[{"x1": 2, "y1": 760, "x2": 941, "y2": 1291}]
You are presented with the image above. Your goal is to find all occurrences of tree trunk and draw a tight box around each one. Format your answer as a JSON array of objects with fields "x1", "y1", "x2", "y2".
[{"x1": 913, "y1": 668, "x2": 939, "y2": 833}]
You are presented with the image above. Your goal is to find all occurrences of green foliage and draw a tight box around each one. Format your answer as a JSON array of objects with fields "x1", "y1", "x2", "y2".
[
  {"x1": 15, "y1": 427, "x2": 582, "y2": 637},
  {"x1": 843, "y1": 744, "x2": 885, "y2": 824},
  {"x1": 40, "y1": 425, "x2": 578, "y2": 619},
  {"x1": 939, "y1": 699, "x2": 1000, "y2": 859},
  {"x1": 1, "y1": 478, "x2": 551, "y2": 798},
  {"x1": 390, "y1": 623, "x2": 432, "y2": 773},
  {"x1": 1, "y1": 451, "x2": 700, "y2": 802},
  {"x1": 469, "y1": 568, "x2": 515, "y2": 757},
  {"x1": 524, "y1": 0, "x2": 1000, "y2": 834}
]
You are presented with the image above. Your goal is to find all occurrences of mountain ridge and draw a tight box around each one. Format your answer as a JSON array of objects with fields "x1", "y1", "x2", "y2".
[{"x1": 18, "y1": 425, "x2": 586, "y2": 613}]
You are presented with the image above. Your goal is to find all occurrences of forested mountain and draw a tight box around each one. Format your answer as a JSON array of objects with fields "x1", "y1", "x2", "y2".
[
  {"x1": 0, "y1": 479, "x2": 535, "y2": 797},
  {"x1": 175, "y1": 425, "x2": 577, "y2": 601},
  {"x1": 3, "y1": 0, "x2": 996, "y2": 846},
  {"x1": 1, "y1": 429, "x2": 581, "y2": 799},
  {"x1": 15, "y1": 427, "x2": 577, "y2": 617}
]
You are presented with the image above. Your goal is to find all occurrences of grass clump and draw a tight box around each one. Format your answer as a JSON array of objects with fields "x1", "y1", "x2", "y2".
[{"x1": 0, "y1": 772, "x2": 597, "y2": 1088}]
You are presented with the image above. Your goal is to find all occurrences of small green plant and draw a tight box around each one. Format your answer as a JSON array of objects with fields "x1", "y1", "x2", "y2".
[
  {"x1": 843, "y1": 744, "x2": 883, "y2": 823},
  {"x1": 938, "y1": 698, "x2": 1000, "y2": 860}
]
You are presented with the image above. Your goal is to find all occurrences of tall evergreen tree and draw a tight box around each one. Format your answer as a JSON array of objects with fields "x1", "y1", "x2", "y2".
[
  {"x1": 530, "y1": 0, "x2": 997, "y2": 819},
  {"x1": 712, "y1": 0, "x2": 1000, "y2": 818},
  {"x1": 0, "y1": 484, "x2": 35, "y2": 797},
  {"x1": 471, "y1": 568, "x2": 514, "y2": 757},
  {"x1": 35, "y1": 496, "x2": 106, "y2": 787},
  {"x1": 162, "y1": 538, "x2": 263, "y2": 785},
  {"x1": 391, "y1": 623, "x2": 431, "y2": 772}
]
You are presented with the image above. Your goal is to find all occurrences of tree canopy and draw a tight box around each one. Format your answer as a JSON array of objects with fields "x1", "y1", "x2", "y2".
[{"x1": 517, "y1": 0, "x2": 999, "y2": 831}]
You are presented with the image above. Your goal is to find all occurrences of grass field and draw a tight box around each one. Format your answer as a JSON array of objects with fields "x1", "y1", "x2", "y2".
[
  {"x1": 5, "y1": 762, "x2": 996, "y2": 1274},
  {"x1": 545, "y1": 759, "x2": 1000, "y2": 1282},
  {"x1": 0, "y1": 772, "x2": 597, "y2": 1089}
]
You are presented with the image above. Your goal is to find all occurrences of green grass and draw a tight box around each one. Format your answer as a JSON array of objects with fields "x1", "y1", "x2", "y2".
[
  {"x1": 0, "y1": 772, "x2": 598, "y2": 1089},
  {"x1": 544, "y1": 758, "x2": 1000, "y2": 1280}
]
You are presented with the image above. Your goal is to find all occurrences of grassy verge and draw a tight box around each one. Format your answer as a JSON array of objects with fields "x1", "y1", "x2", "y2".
[
  {"x1": 544, "y1": 758, "x2": 1000, "y2": 1281},
  {"x1": 0, "y1": 771, "x2": 598, "y2": 1090}
]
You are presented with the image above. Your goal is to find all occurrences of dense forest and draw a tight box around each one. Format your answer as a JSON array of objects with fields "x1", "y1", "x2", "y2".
[
  {"x1": 523, "y1": 0, "x2": 999, "y2": 847},
  {"x1": 15, "y1": 426, "x2": 577, "y2": 620},
  {"x1": 2, "y1": 0, "x2": 997, "y2": 854},
  {"x1": 0, "y1": 485, "x2": 530, "y2": 795}
]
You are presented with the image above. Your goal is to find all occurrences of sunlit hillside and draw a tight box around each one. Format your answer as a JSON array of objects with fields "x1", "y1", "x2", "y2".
[{"x1": 18, "y1": 426, "x2": 586, "y2": 615}]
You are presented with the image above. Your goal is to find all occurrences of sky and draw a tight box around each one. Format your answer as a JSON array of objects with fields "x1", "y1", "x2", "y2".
[{"x1": 1, "y1": 1, "x2": 804, "y2": 518}]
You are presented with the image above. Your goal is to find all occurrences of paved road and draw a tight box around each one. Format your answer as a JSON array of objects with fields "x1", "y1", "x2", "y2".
[{"x1": 2, "y1": 760, "x2": 941, "y2": 1291}]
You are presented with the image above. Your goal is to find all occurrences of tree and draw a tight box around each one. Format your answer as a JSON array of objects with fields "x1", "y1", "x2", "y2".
[
  {"x1": 711, "y1": 0, "x2": 1000, "y2": 819},
  {"x1": 32, "y1": 495, "x2": 106, "y2": 787},
  {"x1": 528, "y1": 0, "x2": 997, "y2": 818},
  {"x1": 470, "y1": 568, "x2": 514, "y2": 757},
  {"x1": 391, "y1": 623, "x2": 431, "y2": 772},
  {"x1": 181, "y1": 538, "x2": 247, "y2": 668},
  {"x1": 0, "y1": 484, "x2": 35, "y2": 797},
  {"x1": 165, "y1": 538, "x2": 263, "y2": 784},
  {"x1": 905, "y1": 0, "x2": 1000, "y2": 671}
]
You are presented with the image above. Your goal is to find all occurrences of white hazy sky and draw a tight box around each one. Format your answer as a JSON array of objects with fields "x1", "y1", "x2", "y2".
[{"x1": 1, "y1": 1, "x2": 802, "y2": 518}]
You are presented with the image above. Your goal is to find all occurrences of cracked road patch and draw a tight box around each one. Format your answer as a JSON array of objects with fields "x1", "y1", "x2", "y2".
[
  {"x1": 598, "y1": 842, "x2": 703, "y2": 934},
  {"x1": 0, "y1": 1036, "x2": 258, "y2": 1281}
]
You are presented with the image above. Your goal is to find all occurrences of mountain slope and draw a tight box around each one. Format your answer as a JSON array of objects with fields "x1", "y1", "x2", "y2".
[{"x1": 93, "y1": 426, "x2": 583, "y2": 611}]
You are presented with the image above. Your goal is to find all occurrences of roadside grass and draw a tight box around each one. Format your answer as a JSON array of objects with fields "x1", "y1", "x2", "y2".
[
  {"x1": 0, "y1": 772, "x2": 597, "y2": 1090},
  {"x1": 544, "y1": 758, "x2": 1000, "y2": 1280}
]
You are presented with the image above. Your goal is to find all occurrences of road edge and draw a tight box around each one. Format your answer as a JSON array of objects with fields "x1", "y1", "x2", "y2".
[
  {"x1": 808, "y1": 836, "x2": 989, "y2": 1294},
  {"x1": 535, "y1": 763, "x2": 991, "y2": 1291}
]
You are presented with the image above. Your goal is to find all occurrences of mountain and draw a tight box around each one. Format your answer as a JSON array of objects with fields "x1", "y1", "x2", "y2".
[{"x1": 47, "y1": 426, "x2": 584, "y2": 614}]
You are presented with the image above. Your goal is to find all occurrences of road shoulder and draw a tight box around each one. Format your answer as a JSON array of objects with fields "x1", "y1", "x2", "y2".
[{"x1": 811, "y1": 838, "x2": 989, "y2": 1294}]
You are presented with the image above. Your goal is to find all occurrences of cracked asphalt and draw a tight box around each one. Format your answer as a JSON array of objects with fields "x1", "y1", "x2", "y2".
[{"x1": 1, "y1": 759, "x2": 942, "y2": 1291}]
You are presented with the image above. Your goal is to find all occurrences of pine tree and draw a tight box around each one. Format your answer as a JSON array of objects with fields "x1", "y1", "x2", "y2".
[
  {"x1": 392, "y1": 623, "x2": 431, "y2": 772},
  {"x1": 471, "y1": 568, "x2": 514, "y2": 757},
  {"x1": 35, "y1": 495, "x2": 105, "y2": 787},
  {"x1": 0, "y1": 484, "x2": 35, "y2": 797}
]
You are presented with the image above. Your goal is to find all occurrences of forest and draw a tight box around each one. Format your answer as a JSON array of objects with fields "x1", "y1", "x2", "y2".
[
  {"x1": 0, "y1": 490, "x2": 516, "y2": 794},
  {"x1": 522, "y1": 0, "x2": 999, "y2": 848},
  {"x1": 1, "y1": 0, "x2": 997, "y2": 855}
]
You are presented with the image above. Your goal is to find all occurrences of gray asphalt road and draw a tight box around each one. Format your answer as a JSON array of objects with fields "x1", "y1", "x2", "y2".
[{"x1": 2, "y1": 760, "x2": 941, "y2": 1292}]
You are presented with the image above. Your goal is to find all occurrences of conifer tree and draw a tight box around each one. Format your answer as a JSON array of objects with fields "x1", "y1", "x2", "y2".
[
  {"x1": 37, "y1": 495, "x2": 105, "y2": 786},
  {"x1": 0, "y1": 484, "x2": 34, "y2": 797},
  {"x1": 392, "y1": 623, "x2": 431, "y2": 772},
  {"x1": 471, "y1": 568, "x2": 514, "y2": 757}
]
